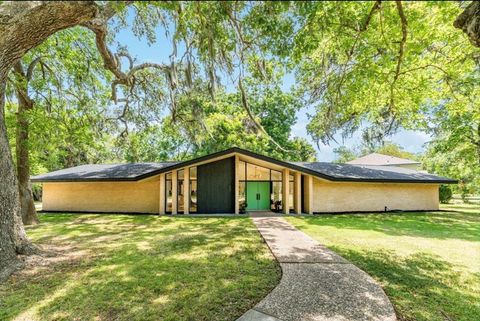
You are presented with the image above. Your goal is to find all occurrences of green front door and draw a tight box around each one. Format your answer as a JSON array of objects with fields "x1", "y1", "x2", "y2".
[{"x1": 246, "y1": 182, "x2": 270, "y2": 211}]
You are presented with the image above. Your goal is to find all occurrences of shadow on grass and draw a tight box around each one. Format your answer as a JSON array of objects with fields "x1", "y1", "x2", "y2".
[
  {"x1": 297, "y1": 211, "x2": 480, "y2": 242},
  {"x1": 0, "y1": 214, "x2": 280, "y2": 321},
  {"x1": 331, "y1": 246, "x2": 480, "y2": 321}
]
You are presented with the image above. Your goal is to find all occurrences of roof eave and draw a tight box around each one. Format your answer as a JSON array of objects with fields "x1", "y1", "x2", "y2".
[
  {"x1": 31, "y1": 177, "x2": 140, "y2": 183},
  {"x1": 325, "y1": 177, "x2": 457, "y2": 184}
]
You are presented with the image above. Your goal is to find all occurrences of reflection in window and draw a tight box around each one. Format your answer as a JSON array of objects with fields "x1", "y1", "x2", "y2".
[
  {"x1": 289, "y1": 174, "x2": 295, "y2": 211},
  {"x1": 247, "y1": 163, "x2": 270, "y2": 180},
  {"x1": 165, "y1": 173, "x2": 172, "y2": 213},
  {"x1": 189, "y1": 167, "x2": 197, "y2": 213},
  {"x1": 189, "y1": 167, "x2": 197, "y2": 179},
  {"x1": 289, "y1": 181, "x2": 294, "y2": 211},
  {"x1": 239, "y1": 181, "x2": 246, "y2": 211},
  {"x1": 178, "y1": 169, "x2": 185, "y2": 180},
  {"x1": 271, "y1": 170, "x2": 282, "y2": 181},
  {"x1": 271, "y1": 181, "x2": 282, "y2": 212},
  {"x1": 238, "y1": 161, "x2": 246, "y2": 181},
  {"x1": 177, "y1": 169, "x2": 184, "y2": 213}
]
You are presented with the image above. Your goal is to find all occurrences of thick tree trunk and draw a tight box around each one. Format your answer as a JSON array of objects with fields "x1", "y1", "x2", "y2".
[
  {"x1": 454, "y1": 1, "x2": 480, "y2": 47},
  {"x1": 0, "y1": 1, "x2": 100, "y2": 281},
  {"x1": 14, "y1": 62, "x2": 39, "y2": 225},
  {"x1": 0, "y1": 75, "x2": 24, "y2": 281}
]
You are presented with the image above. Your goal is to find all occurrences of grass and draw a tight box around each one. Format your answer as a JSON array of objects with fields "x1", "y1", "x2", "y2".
[
  {"x1": 285, "y1": 204, "x2": 480, "y2": 321},
  {"x1": 0, "y1": 214, "x2": 280, "y2": 321}
]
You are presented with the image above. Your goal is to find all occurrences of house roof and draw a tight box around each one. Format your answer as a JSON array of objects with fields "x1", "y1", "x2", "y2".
[
  {"x1": 292, "y1": 162, "x2": 452, "y2": 183},
  {"x1": 346, "y1": 153, "x2": 420, "y2": 166},
  {"x1": 32, "y1": 147, "x2": 456, "y2": 184},
  {"x1": 31, "y1": 162, "x2": 180, "y2": 182}
]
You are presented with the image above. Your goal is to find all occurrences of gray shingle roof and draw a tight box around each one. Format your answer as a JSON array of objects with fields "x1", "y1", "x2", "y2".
[
  {"x1": 292, "y1": 162, "x2": 454, "y2": 183},
  {"x1": 31, "y1": 162, "x2": 180, "y2": 182},
  {"x1": 31, "y1": 147, "x2": 456, "y2": 184}
]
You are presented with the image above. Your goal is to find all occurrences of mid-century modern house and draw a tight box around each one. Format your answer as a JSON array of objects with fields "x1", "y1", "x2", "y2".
[{"x1": 32, "y1": 147, "x2": 456, "y2": 214}]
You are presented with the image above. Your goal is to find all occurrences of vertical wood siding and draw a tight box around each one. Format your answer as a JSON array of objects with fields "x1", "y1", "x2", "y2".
[{"x1": 197, "y1": 157, "x2": 235, "y2": 213}]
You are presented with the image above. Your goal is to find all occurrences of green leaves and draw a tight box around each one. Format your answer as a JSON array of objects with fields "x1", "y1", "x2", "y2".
[{"x1": 294, "y1": 1, "x2": 478, "y2": 147}]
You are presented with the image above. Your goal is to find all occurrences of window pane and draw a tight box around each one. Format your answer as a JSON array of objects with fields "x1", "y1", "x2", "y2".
[
  {"x1": 189, "y1": 167, "x2": 197, "y2": 179},
  {"x1": 289, "y1": 182, "x2": 294, "y2": 211},
  {"x1": 239, "y1": 181, "x2": 246, "y2": 208},
  {"x1": 238, "y1": 161, "x2": 246, "y2": 181},
  {"x1": 165, "y1": 180, "x2": 172, "y2": 213},
  {"x1": 178, "y1": 169, "x2": 184, "y2": 180},
  {"x1": 271, "y1": 182, "x2": 282, "y2": 211},
  {"x1": 166, "y1": 172, "x2": 172, "y2": 180},
  {"x1": 289, "y1": 174, "x2": 294, "y2": 181},
  {"x1": 247, "y1": 163, "x2": 270, "y2": 180},
  {"x1": 271, "y1": 170, "x2": 282, "y2": 181},
  {"x1": 190, "y1": 180, "x2": 197, "y2": 212},
  {"x1": 178, "y1": 180, "x2": 184, "y2": 212}
]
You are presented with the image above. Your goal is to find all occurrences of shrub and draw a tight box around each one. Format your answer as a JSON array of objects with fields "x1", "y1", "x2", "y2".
[{"x1": 439, "y1": 185, "x2": 453, "y2": 204}]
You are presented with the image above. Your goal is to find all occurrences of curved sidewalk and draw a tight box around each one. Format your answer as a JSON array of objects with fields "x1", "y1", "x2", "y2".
[{"x1": 238, "y1": 216, "x2": 396, "y2": 321}]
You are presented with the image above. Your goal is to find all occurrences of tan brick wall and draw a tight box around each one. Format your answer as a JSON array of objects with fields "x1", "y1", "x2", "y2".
[
  {"x1": 312, "y1": 179, "x2": 439, "y2": 213},
  {"x1": 42, "y1": 180, "x2": 160, "y2": 213}
]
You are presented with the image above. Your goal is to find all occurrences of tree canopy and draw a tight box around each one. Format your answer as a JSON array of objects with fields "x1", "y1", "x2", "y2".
[
  {"x1": 333, "y1": 141, "x2": 418, "y2": 164},
  {"x1": 0, "y1": 0, "x2": 479, "y2": 280}
]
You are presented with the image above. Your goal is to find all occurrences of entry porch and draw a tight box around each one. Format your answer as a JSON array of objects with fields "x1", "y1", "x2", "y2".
[{"x1": 158, "y1": 152, "x2": 315, "y2": 215}]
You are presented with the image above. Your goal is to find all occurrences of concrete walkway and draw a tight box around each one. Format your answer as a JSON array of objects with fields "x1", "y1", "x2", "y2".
[{"x1": 237, "y1": 217, "x2": 396, "y2": 321}]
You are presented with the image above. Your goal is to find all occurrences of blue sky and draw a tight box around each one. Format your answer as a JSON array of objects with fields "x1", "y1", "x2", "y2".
[{"x1": 114, "y1": 13, "x2": 431, "y2": 161}]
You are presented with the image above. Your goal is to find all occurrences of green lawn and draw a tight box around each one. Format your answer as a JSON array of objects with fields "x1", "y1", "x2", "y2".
[
  {"x1": 286, "y1": 204, "x2": 480, "y2": 321},
  {"x1": 0, "y1": 214, "x2": 280, "y2": 321}
]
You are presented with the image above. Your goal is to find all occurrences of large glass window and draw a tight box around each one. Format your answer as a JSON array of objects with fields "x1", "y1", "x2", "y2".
[
  {"x1": 238, "y1": 161, "x2": 246, "y2": 181},
  {"x1": 271, "y1": 170, "x2": 282, "y2": 181},
  {"x1": 189, "y1": 167, "x2": 197, "y2": 213},
  {"x1": 177, "y1": 169, "x2": 184, "y2": 213},
  {"x1": 246, "y1": 163, "x2": 270, "y2": 181},
  {"x1": 289, "y1": 177, "x2": 294, "y2": 212},
  {"x1": 271, "y1": 181, "x2": 282, "y2": 211},
  {"x1": 239, "y1": 181, "x2": 246, "y2": 211},
  {"x1": 237, "y1": 160, "x2": 299, "y2": 213},
  {"x1": 165, "y1": 172, "x2": 172, "y2": 213}
]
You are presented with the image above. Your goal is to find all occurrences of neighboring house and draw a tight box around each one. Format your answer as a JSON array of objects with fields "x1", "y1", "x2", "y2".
[
  {"x1": 347, "y1": 153, "x2": 422, "y2": 171},
  {"x1": 32, "y1": 147, "x2": 455, "y2": 214}
]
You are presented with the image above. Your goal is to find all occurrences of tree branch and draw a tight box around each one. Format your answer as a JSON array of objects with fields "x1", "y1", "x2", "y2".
[
  {"x1": 82, "y1": 9, "x2": 173, "y2": 114},
  {"x1": 389, "y1": 0, "x2": 408, "y2": 110},
  {"x1": 25, "y1": 56, "x2": 43, "y2": 81},
  {"x1": 333, "y1": 0, "x2": 382, "y2": 106},
  {"x1": 398, "y1": 63, "x2": 459, "y2": 101},
  {"x1": 11, "y1": 61, "x2": 34, "y2": 110},
  {"x1": 238, "y1": 77, "x2": 292, "y2": 153}
]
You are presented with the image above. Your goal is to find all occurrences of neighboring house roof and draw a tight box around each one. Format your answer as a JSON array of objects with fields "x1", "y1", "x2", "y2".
[
  {"x1": 32, "y1": 147, "x2": 456, "y2": 184},
  {"x1": 346, "y1": 153, "x2": 420, "y2": 166}
]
